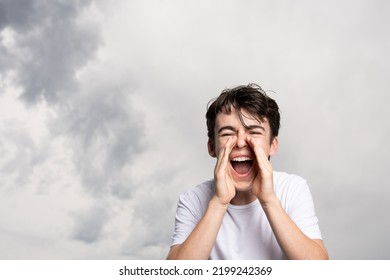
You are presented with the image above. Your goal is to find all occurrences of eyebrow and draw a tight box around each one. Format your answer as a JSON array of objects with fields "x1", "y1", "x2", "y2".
[{"x1": 217, "y1": 125, "x2": 265, "y2": 134}]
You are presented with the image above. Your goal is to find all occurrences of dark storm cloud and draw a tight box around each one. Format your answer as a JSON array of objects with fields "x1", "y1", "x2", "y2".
[
  {"x1": 53, "y1": 90, "x2": 146, "y2": 199},
  {"x1": 1, "y1": 0, "x2": 148, "y2": 196},
  {"x1": 0, "y1": 3, "x2": 6, "y2": 29},
  {"x1": 0, "y1": 0, "x2": 99, "y2": 103},
  {"x1": 0, "y1": 0, "x2": 43, "y2": 30},
  {"x1": 0, "y1": 0, "x2": 148, "y2": 245}
]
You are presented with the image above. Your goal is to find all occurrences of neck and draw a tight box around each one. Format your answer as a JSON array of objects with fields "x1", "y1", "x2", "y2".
[{"x1": 230, "y1": 191, "x2": 257, "y2": 205}]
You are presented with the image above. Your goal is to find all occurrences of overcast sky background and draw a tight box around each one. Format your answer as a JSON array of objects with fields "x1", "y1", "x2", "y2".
[{"x1": 1, "y1": 0, "x2": 389, "y2": 260}]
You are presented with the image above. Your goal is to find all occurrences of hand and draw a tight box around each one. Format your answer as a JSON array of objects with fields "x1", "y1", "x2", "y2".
[
  {"x1": 247, "y1": 136, "x2": 276, "y2": 205},
  {"x1": 212, "y1": 137, "x2": 236, "y2": 206}
]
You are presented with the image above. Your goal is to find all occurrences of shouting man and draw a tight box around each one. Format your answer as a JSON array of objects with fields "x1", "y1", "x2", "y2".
[{"x1": 167, "y1": 84, "x2": 328, "y2": 260}]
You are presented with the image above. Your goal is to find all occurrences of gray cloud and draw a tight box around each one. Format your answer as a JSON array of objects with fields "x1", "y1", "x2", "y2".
[
  {"x1": 0, "y1": 0, "x2": 43, "y2": 30},
  {"x1": 52, "y1": 90, "x2": 146, "y2": 199},
  {"x1": 0, "y1": 0, "x2": 99, "y2": 104},
  {"x1": 1, "y1": 0, "x2": 147, "y2": 200},
  {"x1": 71, "y1": 202, "x2": 109, "y2": 244},
  {"x1": 0, "y1": 0, "x2": 147, "y2": 248},
  {"x1": 0, "y1": 121, "x2": 44, "y2": 187}
]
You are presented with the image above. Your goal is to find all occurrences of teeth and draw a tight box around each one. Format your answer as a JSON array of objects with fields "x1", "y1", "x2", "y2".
[{"x1": 231, "y1": 157, "x2": 251, "y2": 162}]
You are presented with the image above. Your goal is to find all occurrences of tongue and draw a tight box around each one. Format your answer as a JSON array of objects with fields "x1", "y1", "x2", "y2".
[{"x1": 231, "y1": 161, "x2": 252, "y2": 174}]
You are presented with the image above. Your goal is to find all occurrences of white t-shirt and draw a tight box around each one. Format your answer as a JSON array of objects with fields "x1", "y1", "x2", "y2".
[{"x1": 171, "y1": 171, "x2": 322, "y2": 260}]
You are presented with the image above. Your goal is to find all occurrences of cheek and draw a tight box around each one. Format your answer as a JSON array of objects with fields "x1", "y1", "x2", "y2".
[
  {"x1": 216, "y1": 137, "x2": 229, "y2": 148},
  {"x1": 214, "y1": 137, "x2": 233, "y2": 156},
  {"x1": 214, "y1": 140, "x2": 224, "y2": 154},
  {"x1": 252, "y1": 139, "x2": 271, "y2": 154},
  {"x1": 210, "y1": 138, "x2": 226, "y2": 156}
]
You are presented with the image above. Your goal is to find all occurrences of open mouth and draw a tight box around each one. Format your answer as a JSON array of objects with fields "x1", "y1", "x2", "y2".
[{"x1": 230, "y1": 157, "x2": 254, "y2": 175}]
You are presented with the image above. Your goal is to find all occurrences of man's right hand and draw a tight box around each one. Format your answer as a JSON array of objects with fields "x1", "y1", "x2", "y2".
[
  {"x1": 212, "y1": 136, "x2": 236, "y2": 206},
  {"x1": 167, "y1": 136, "x2": 237, "y2": 260}
]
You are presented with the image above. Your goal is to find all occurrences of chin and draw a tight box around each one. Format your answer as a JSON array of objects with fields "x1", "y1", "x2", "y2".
[{"x1": 233, "y1": 178, "x2": 255, "y2": 192}]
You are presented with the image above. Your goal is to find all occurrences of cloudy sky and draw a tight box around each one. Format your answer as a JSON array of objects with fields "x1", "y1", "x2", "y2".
[{"x1": 0, "y1": 0, "x2": 389, "y2": 260}]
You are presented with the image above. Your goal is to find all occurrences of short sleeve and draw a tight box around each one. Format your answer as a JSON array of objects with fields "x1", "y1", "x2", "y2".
[
  {"x1": 171, "y1": 192, "x2": 200, "y2": 246},
  {"x1": 286, "y1": 178, "x2": 322, "y2": 240},
  {"x1": 171, "y1": 181, "x2": 213, "y2": 246}
]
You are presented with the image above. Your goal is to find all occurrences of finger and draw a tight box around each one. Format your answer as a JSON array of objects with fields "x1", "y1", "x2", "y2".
[
  {"x1": 221, "y1": 137, "x2": 236, "y2": 168},
  {"x1": 246, "y1": 136, "x2": 260, "y2": 160},
  {"x1": 215, "y1": 137, "x2": 235, "y2": 174},
  {"x1": 246, "y1": 136, "x2": 256, "y2": 150},
  {"x1": 247, "y1": 137, "x2": 270, "y2": 171}
]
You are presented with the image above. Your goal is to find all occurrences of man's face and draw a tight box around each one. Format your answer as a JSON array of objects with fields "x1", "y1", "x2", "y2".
[{"x1": 208, "y1": 107, "x2": 278, "y2": 192}]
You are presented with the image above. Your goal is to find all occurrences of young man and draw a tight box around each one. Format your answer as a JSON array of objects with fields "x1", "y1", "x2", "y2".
[{"x1": 167, "y1": 84, "x2": 328, "y2": 260}]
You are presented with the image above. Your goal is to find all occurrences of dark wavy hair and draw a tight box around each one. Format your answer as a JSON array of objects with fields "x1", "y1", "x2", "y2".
[{"x1": 206, "y1": 83, "x2": 280, "y2": 143}]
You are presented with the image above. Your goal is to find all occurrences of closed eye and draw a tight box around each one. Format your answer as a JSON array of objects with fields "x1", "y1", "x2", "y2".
[
  {"x1": 247, "y1": 125, "x2": 265, "y2": 135},
  {"x1": 221, "y1": 133, "x2": 234, "y2": 138},
  {"x1": 250, "y1": 131, "x2": 262, "y2": 135},
  {"x1": 218, "y1": 126, "x2": 236, "y2": 137}
]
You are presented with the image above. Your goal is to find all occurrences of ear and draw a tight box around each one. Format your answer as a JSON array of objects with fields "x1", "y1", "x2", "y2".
[
  {"x1": 207, "y1": 138, "x2": 216, "y2": 157},
  {"x1": 269, "y1": 136, "x2": 279, "y2": 156}
]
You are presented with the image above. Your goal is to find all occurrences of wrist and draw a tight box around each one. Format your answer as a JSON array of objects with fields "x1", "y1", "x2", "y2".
[
  {"x1": 209, "y1": 196, "x2": 230, "y2": 213},
  {"x1": 259, "y1": 194, "x2": 280, "y2": 212}
]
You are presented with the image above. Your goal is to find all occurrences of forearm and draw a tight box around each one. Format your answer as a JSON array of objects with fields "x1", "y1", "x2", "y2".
[
  {"x1": 262, "y1": 196, "x2": 329, "y2": 260},
  {"x1": 167, "y1": 199, "x2": 227, "y2": 260}
]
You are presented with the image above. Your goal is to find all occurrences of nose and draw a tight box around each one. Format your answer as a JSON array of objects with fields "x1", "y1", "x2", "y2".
[{"x1": 235, "y1": 130, "x2": 247, "y2": 148}]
